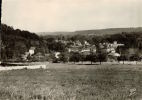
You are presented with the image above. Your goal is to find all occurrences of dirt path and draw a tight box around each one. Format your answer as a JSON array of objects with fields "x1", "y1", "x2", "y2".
[{"x1": 0, "y1": 64, "x2": 47, "y2": 71}]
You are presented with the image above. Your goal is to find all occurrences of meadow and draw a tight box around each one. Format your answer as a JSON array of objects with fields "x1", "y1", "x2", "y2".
[{"x1": 0, "y1": 63, "x2": 142, "y2": 100}]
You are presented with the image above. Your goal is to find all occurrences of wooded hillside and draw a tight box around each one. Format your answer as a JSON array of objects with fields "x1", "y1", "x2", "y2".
[{"x1": 1, "y1": 24, "x2": 48, "y2": 61}]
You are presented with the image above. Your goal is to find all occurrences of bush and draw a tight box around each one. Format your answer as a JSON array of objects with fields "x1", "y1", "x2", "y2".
[
  {"x1": 129, "y1": 54, "x2": 140, "y2": 61},
  {"x1": 59, "y1": 52, "x2": 69, "y2": 63},
  {"x1": 69, "y1": 52, "x2": 81, "y2": 63}
]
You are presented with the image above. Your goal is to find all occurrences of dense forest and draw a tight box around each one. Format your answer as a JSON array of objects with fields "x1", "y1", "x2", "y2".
[{"x1": 1, "y1": 24, "x2": 142, "y2": 62}]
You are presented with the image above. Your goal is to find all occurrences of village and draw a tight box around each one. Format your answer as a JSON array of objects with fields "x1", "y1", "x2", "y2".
[{"x1": 20, "y1": 39, "x2": 142, "y2": 64}]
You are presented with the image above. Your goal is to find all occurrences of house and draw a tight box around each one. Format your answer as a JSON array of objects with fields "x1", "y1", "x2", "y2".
[
  {"x1": 84, "y1": 41, "x2": 90, "y2": 46},
  {"x1": 68, "y1": 41, "x2": 82, "y2": 52},
  {"x1": 74, "y1": 40, "x2": 82, "y2": 46},
  {"x1": 81, "y1": 48, "x2": 91, "y2": 55},
  {"x1": 55, "y1": 52, "x2": 61, "y2": 59},
  {"x1": 29, "y1": 47, "x2": 36, "y2": 56},
  {"x1": 99, "y1": 41, "x2": 124, "y2": 54},
  {"x1": 107, "y1": 52, "x2": 120, "y2": 62},
  {"x1": 112, "y1": 41, "x2": 124, "y2": 49},
  {"x1": 98, "y1": 41, "x2": 124, "y2": 61},
  {"x1": 81, "y1": 45, "x2": 96, "y2": 55},
  {"x1": 21, "y1": 47, "x2": 36, "y2": 61},
  {"x1": 68, "y1": 46, "x2": 81, "y2": 53}
]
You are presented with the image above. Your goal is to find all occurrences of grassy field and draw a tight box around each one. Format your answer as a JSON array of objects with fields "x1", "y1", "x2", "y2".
[{"x1": 0, "y1": 64, "x2": 142, "y2": 100}]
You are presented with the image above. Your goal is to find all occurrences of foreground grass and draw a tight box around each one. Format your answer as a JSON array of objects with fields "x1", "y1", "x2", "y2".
[{"x1": 0, "y1": 64, "x2": 142, "y2": 100}]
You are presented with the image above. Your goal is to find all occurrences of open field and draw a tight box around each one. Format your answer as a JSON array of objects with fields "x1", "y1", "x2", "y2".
[{"x1": 0, "y1": 64, "x2": 142, "y2": 100}]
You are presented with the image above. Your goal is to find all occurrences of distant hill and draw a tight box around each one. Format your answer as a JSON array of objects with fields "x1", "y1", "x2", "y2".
[
  {"x1": 37, "y1": 27, "x2": 142, "y2": 36},
  {"x1": 75, "y1": 27, "x2": 142, "y2": 36},
  {"x1": 37, "y1": 32, "x2": 74, "y2": 36}
]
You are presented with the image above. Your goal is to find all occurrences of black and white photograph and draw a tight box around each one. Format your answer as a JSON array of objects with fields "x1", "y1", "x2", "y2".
[{"x1": 1, "y1": 0, "x2": 142, "y2": 100}]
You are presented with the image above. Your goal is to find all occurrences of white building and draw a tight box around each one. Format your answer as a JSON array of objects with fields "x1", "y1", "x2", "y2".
[
  {"x1": 55, "y1": 52, "x2": 61, "y2": 59},
  {"x1": 29, "y1": 47, "x2": 36, "y2": 56}
]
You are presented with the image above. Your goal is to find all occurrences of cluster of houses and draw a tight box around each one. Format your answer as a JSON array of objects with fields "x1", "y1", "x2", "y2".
[
  {"x1": 54, "y1": 40, "x2": 124, "y2": 61},
  {"x1": 21, "y1": 40, "x2": 125, "y2": 62},
  {"x1": 20, "y1": 39, "x2": 142, "y2": 62},
  {"x1": 22, "y1": 37, "x2": 132, "y2": 62},
  {"x1": 69, "y1": 41, "x2": 96, "y2": 57}
]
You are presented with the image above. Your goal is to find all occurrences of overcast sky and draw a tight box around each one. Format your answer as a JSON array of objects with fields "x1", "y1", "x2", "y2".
[{"x1": 2, "y1": 0, "x2": 142, "y2": 32}]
